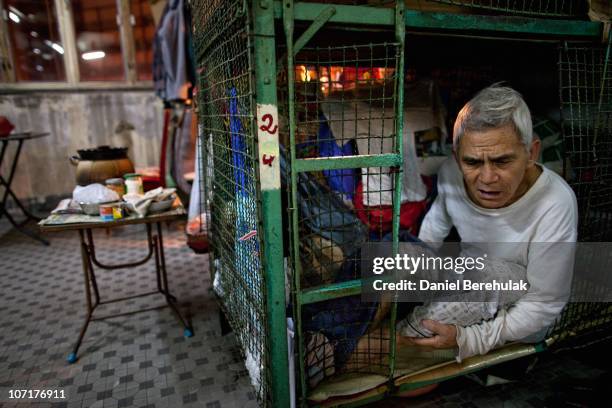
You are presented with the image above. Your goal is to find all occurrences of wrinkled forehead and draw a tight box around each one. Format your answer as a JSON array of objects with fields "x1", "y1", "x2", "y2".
[{"x1": 458, "y1": 124, "x2": 525, "y2": 156}]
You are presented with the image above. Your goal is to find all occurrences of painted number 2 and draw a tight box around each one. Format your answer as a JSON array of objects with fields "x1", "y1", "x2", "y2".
[{"x1": 259, "y1": 113, "x2": 278, "y2": 135}]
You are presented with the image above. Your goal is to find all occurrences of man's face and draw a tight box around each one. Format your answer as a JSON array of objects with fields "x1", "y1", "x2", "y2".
[{"x1": 456, "y1": 124, "x2": 539, "y2": 209}]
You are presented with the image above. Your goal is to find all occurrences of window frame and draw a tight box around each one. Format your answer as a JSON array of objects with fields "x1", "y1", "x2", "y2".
[{"x1": 0, "y1": 0, "x2": 155, "y2": 92}]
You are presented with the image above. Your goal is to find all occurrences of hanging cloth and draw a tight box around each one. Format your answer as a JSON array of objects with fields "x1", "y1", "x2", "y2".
[{"x1": 153, "y1": 0, "x2": 196, "y2": 101}]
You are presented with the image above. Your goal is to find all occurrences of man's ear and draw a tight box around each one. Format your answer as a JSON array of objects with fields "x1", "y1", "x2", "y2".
[{"x1": 529, "y1": 137, "x2": 541, "y2": 165}]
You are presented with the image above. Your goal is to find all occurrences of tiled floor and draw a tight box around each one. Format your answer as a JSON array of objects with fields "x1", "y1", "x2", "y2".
[
  {"x1": 1, "y1": 217, "x2": 611, "y2": 408},
  {"x1": 0, "y1": 220, "x2": 256, "y2": 408}
]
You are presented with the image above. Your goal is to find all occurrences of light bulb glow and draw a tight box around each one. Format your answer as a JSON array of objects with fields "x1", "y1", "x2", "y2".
[
  {"x1": 82, "y1": 51, "x2": 105, "y2": 61},
  {"x1": 8, "y1": 11, "x2": 20, "y2": 23}
]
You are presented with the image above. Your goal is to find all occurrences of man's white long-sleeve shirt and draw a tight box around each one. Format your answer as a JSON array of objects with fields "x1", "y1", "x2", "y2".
[{"x1": 418, "y1": 158, "x2": 578, "y2": 361}]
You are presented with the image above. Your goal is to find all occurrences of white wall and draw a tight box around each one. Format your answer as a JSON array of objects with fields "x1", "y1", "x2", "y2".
[{"x1": 0, "y1": 90, "x2": 164, "y2": 203}]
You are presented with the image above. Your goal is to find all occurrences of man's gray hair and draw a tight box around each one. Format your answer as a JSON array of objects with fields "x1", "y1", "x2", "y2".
[{"x1": 453, "y1": 85, "x2": 533, "y2": 151}]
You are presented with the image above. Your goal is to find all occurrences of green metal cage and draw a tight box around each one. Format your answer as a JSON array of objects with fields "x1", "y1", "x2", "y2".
[
  {"x1": 548, "y1": 35, "x2": 612, "y2": 347},
  {"x1": 425, "y1": 0, "x2": 587, "y2": 17},
  {"x1": 193, "y1": 1, "x2": 609, "y2": 406}
]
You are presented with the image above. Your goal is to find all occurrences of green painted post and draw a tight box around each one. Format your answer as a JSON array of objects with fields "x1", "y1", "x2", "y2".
[
  {"x1": 253, "y1": 1, "x2": 291, "y2": 406},
  {"x1": 282, "y1": 1, "x2": 309, "y2": 404},
  {"x1": 388, "y1": 0, "x2": 405, "y2": 385}
]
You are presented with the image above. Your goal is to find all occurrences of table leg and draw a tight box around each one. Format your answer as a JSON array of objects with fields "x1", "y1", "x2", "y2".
[
  {"x1": 156, "y1": 222, "x2": 193, "y2": 337},
  {"x1": 85, "y1": 230, "x2": 101, "y2": 305},
  {"x1": 0, "y1": 207, "x2": 49, "y2": 245},
  {"x1": 149, "y1": 224, "x2": 164, "y2": 294},
  {"x1": 0, "y1": 140, "x2": 42, "y2": 221},
  {"x1": 0, "y1": 140, "x2": 8, "y2": 167},
  {"x1": 68, "y1": 230, "x2": 97, "y2": 364},
  {"x1": 0, "y1": 139, "x2": 48, "y2": 245}
]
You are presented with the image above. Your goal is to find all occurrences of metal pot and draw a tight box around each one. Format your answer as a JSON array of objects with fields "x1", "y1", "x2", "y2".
[{"x1": 70, "y1": 146, "x2": 135, "y2": 186}]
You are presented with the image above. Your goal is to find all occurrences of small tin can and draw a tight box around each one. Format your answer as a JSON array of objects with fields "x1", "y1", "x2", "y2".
[
  {"x1": 99, "y1": 204, "x2": 114, "y2": 221},
  {"x1": 112, "y1": 206, "x2": 123, "y2": 220}
]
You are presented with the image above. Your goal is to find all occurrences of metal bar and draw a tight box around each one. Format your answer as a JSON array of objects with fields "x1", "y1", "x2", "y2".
[
  {"x1": 300, "y1": 279, "x2": 361, "y2": 305},
  {"x1": 67, "y1": 230, "x2": 97, "y2": 363},
  {"x1": 0, "y1": 206, "x2": 48, "y2": 244},
  {"x1": 404, "y1": 10, "x2": 602, "y2": 38},
  {"x1": 275, "y1": 1, "x2": 394, "y2": 26},
  {"x1": 0, "y1": 142, "x2": 42, "y2": 221},
  {"x1": 1, "y1": 139, "x2": 23, "y2": 207},
  {"x1": 283, "y1": 0, "x2": 308, "y2": 403},
  {"x1": 86, "y1": 226, "x2": 155, "y2": 269},
  {"x1": 90, "y1": 305, "x2": 169, "y2": 321},
  {"x1": 0, "y1": 138, "x2": 48, "y2": 242},
  {"x1": 388, "y1": 0, "x2": 405, "y2": 385},
  {"x1": 84, "y1": 230, "x2": 101, "y2": 306},
  {"x1": 156, "y1": 222, "x2": 191, "y2": 332},
  {"x1": 254, "y1": 1, "x2": 291, "y2": 406},
  {"x1": 0, "y1": 174, "x2": 41, "y2": 221},
  {"x1": 98, "y1": 290, "x2": 159, "y2": 305},
  {"x1": 151, "y1": 225, "x2": 164, "y2": 293},
  {"x1": 293, "y1": 6, "x2": 336, "y2": 56},
  {"x1": 272, "y1": 2, "x2": 602, "y2": 39},
  {"x1": 156, "y1": 222, "x2": 170, "y2": 299},
  {"x1": 294, "y1": 153, "x2": 401, "y2": 172},
  {"x1": 0, "y1": 140, "x2": 7, "y2": 168}
]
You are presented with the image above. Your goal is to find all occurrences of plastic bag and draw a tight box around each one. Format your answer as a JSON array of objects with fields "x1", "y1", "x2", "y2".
[{"x1": 73, "y1": 183, "x2": 119, "y2": 204}]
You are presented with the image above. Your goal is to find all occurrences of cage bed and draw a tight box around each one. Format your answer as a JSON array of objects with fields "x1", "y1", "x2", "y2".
[{"x1": 193, "y1": 1, "x2": 611, "y2": 406}]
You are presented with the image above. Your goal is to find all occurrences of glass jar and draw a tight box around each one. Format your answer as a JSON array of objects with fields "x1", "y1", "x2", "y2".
[{"x1": 123, "y1": 173, "x2": 144, "y2": 195}]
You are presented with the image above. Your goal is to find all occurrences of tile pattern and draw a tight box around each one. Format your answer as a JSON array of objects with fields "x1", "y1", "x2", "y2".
[
  {"x1": 1, "y1": 218, "x2": 610, "y2": 408},
  {"x1": 0, "y1": 222, "x2": 257, "y2": 408}
]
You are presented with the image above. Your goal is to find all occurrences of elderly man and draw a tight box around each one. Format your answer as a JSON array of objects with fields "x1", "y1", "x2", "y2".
[{"x1": 405, "y1": 85, "x2": 578, "y2": 361}]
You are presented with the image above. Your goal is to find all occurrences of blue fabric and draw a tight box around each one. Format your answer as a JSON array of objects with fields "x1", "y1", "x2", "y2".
[
  {"x1": 229, "y1": 87, "x2": 247, "y2": 195},
  {"x1": 318, "y1": 115, "x2": 359, "y2": 199},
  {"x1": 302, "y1": 257, "x2": 378, "y2": 369},
  {"x1": 227, "y1": 88, "x2": 259, "y2": 293},
  {"x1": 301, "y1": 232, "x2": 428, "y2": 369}
]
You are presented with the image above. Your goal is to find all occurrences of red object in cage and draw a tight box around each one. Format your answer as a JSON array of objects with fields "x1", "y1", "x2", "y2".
[{"x1": 353, "y1": 177, "x2": 432, "y2": 234}]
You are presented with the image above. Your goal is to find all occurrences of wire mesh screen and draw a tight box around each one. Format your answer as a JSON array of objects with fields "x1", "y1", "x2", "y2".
[
  {"x1": 425, "y1": 0, "x2": 586, "y2": 17},
  {"x1": 559, "y1": 41, "x2": 612, "y2": 242},
  {"x1": 279, "y1": 42, "x2": 411, "y2": 390},
  {"x1": 193, "y1": 0, "x2": 270, "y2": 404},
  {"x1": 551, "y1": 40, "x2": 612, "y2": 345},
  {"x1": 288, "y1": 44, "x2": 399, "y2": 156}
]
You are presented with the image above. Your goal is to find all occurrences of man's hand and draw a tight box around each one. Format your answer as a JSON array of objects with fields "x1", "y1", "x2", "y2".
[{"x1": 397, "y1": 320, "x2": 458, "y2": 349}]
